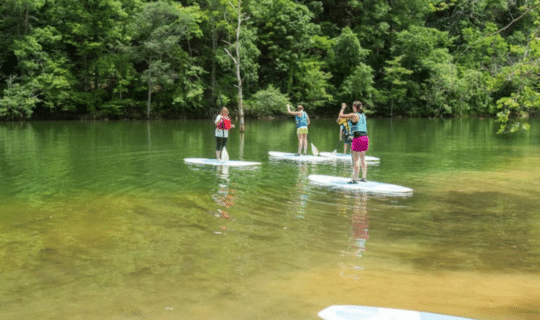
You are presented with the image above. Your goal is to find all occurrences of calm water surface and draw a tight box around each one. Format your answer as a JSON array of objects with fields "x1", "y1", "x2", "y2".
[{"x1": 1, "y1": 118, "x2": 539, "y2": 320}]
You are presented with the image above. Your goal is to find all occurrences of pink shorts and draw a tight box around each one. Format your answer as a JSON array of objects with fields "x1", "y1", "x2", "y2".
[{"x1": 351, "y1": 136, "x2": 369, "y2": 152}]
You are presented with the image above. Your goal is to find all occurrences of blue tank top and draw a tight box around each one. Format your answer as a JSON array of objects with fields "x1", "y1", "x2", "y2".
[
  {"x1": 349, "y1": 113, "x2": 367, "y2": 133},
  {"x1": 295, "y1": 111, "x2": 308, "y2": 128}
]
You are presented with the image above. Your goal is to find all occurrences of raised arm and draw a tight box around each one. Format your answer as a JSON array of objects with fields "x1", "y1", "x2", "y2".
[
  {"x1": 287, "y1": 104, "x2": 303, "y2": 116},
  {"x1": 338, "y1": 103, "x2": 359, "y2": 122}
]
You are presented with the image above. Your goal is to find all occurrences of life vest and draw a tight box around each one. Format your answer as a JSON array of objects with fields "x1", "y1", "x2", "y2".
[
  {"x1": 338, "y1": 118, "x2": 350, "y2": 133},
  {"x1": 217, "y1": 115, "x2": 231, "y2": 130},
  {"x1": 295, "y1": 111, "x2": 308, "y2": 128},
  {"x1": 349, "y1": 113, "x2": 367, "y2": 134},
  {"x1": 339, "y1": 118, "x2": 351, "y2": 142}
]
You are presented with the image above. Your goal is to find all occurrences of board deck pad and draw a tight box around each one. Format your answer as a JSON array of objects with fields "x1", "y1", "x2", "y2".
[
  {"x1": 268, "y1": 151, "x2": 333, "y2": 163},
  {"x1": 184, "y1": 158, "x2": 261, "y2": 167},
  {"x1": 308, "y1": 174, "x2": 413, "y2": 196},
  {"x1": 318, "y1": 305, "x2": 477, "y2": 320},
  {"x1": 319, "y1": 152, "x2": 380, "y2": 162}
]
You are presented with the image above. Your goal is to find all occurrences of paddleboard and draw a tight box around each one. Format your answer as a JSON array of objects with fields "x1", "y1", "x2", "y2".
[
  {"x1": 308, "y1": 174, "x2": 413, "y2": 196},
  {"x1": 184, "y1": 158, "x2": 261, "y2": 167},
  {"x1": 269, "y1": 151, "x2": 332, "y2": 163},
  {"x1": 319, "y1": 305, "x2": 476, "y2": 320},
  {"x1": 319, "y1": 152, "x2": 380, "y2": 162}
]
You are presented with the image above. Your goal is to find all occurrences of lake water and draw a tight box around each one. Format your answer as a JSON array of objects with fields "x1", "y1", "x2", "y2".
[{"x1": 1, "y1": 118, "x2": 539, "y2": 320}]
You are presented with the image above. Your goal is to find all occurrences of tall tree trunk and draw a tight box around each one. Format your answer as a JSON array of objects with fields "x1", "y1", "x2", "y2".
[
  {"x1": 235, "y1": 37, "x2": 244, "y2": 132},
  {"x1": 234, "y1": 0, "x2": 244, "y2": 132},
  {"x1": 225, "y1": 0, "x2": 245, "y2": 132},
  {"x1": 211, "y1": 20, "x2": 217, "y2": 102}
]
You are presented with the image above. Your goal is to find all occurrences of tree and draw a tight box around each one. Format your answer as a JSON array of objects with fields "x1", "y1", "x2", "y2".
[
  {"x1": 131, "y1": 1, "x2": 202, "y2": 119},
  {"x1": 0, "y1": 75, "x2": 39, "y2": 120},
  {"x1": 381, "y1": 56, "x2": 413, "y2": 117},
  {"x1": 245, "y1": 84, "x2": 290, "y2": 117},
  {"x1": 12, "y1": 26, "x2": 74, "y2": 114},
  {"x1": 223, "y1": 0, "x2": 248, "y2": 132},
  {"x1": 339, "y1": 64, "x2": 376, "y2": 108},
  {"x1": 252, "y1": 0, "x2": 318, "y2": 93},
  {"x1": 328, "y1": 27, "x2": 368, "y2": 88}
]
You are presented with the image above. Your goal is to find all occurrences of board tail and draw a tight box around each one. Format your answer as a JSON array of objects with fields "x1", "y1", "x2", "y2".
[{"x1": 221, "y1": 147, "x2": 229, "y2": 161}]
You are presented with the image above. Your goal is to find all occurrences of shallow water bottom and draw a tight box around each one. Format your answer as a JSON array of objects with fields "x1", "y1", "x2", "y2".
[{"x1": 2, "y1": 259, "x2": 538, "y2": 320}]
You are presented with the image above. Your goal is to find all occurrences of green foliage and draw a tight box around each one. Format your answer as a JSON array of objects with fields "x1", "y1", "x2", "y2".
[
  {"x1": 245, "y1": 85, "x2": 290, "y2": 117},
  {"x1": 131, "y1": 1, "x2": 203, "y2": 118},
  {"x1": 486, "y1": 6, "x2": 540, "y2": 132},
  {"x1": 296, "y1": 60, "x2": 333, "y2": 109},
  {"x1": 339, "y1": 63, "x2": 376, "y2": 107},
  {"x1": 379, "y1": 56, "x2": 414, "y2": 116},
  {"x1": 252, "y1": 0, "x2": 318, "y2": 92},
  {"x1": 11, "y1": 26, "x2": 74, "y2": 113},
  {"x1": 328, "y1": 27, "x2": 368, "y2": 88},
  {"x1": 0, "y1": 77, "x2": 39, "y2": 120},
  {"x1": 0, "y1": 0, "x2": 538, "y2": 128}
]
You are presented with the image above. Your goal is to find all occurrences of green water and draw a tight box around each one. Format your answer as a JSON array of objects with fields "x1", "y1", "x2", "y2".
[{"x1": 1, "y1": 118, "x2": 539, "y2": 320}]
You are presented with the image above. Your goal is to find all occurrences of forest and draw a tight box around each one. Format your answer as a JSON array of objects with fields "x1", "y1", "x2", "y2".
[{"x1": 1, "y1": 0, "x2": 539, "y2": 132}]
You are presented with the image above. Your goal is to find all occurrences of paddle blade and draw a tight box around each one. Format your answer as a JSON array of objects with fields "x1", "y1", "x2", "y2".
[
  {"x1": 221, "y1": 147, "x2": 229, "y2": 161},
  {"x1": 311, "y1": 143, "x2": 319, "y2": 156}
]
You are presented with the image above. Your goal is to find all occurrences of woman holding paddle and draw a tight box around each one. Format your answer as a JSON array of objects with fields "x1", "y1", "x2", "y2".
[
  {"x1": 215, "y1": 107, "x2": 235, "y2": 160},
  {"x1": 338, "y1": 101, "x2": 369, "y2": 183},
  {"x1": 287, "y1": 104, "x2": 311, "y2": 156}
]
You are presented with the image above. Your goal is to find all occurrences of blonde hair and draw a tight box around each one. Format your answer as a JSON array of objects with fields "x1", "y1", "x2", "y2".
[{"x1": 221, "y1": 107, "x2": 229, "y2": 115}]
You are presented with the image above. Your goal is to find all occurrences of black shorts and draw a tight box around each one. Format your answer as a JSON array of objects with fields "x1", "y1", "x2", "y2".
[{"x1": 216, "y1": 136, "x2": 228, "y2": 151}]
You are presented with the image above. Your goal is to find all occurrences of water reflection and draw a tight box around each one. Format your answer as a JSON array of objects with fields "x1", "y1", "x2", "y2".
[
  {"x1": 340, "y1": 193, "x2": 369, "y2": 279},
  {"x1": 211, "y1": 166, "x2": 235, "y2": 221},
  {"x1": 293, "y1": 163, "x2": 310, "y2": 219}
]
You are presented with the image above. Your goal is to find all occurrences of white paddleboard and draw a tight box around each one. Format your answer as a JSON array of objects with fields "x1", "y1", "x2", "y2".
[
  {"x1": 184, "y1": 158, "x2": 261, "y2": 167},
  {"x1": 319, "y1": 152, "x2": 380, "y2": 162},
  {"x1": 319, "y1": 305, "x2": 476, "y2": 320},
  {"x1": 308, "y1": 174, "x2": 413, "y2": 196},
  {"x1": 268, "y1": 151, "x2": 332, "y2": 163}
]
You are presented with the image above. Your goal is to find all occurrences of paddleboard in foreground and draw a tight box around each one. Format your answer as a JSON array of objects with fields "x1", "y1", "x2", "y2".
[
  {"x1": 268, "y1": 151, "x2": 332, "y2": 163},
  {"x1": 319, "y1": 152, "x2": 380, "y2": 162},
  {"x1": 308, "y1": 174, "x2": 413, "y2": 196},
  {"x1": 184, "y1": 158, "x2": 261, "y2": 167},
  {"x1": 318, "y1": 305, "x2": 477, "y2": 320}
]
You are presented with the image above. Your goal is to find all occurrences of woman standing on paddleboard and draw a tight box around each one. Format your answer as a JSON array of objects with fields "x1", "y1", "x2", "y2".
[
  {"x1": 338, "y1": 101, "x2": 368, "y2": 183},
  {"x1": 215, "y1": 107, "x2": 235, "y2": 160},
  {"x1": 287, "y1": 104, "x2": 310, "y2": 155}
]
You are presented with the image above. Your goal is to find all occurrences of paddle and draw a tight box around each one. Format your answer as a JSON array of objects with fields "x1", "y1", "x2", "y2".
[
  {"x1": 221, "y1": 147, "x2": 229, "y2": 161},
  {"x1": 307, "y1": 135, "x2": 319, "y2": 156},
  {"x1": 331, "y1": 138, "x2": 343, "y2": 154}
]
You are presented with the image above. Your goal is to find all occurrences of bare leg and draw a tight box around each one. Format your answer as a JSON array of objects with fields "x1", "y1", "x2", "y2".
[
  {"x1": 216, "y1": 136, "x2": 221, "y2": 160},
  {"x1": 360, "y1": 151, "x2": 367, "y2": 180},
  {"x1": 351, "y1": 151, "x2": 361, "y2": 181},
  {"x1": 297, "y1": 134, "x2": 302, "y2": 155},
  {"x1": 302, "y1": 134, "x2": 308, "y2": 154}
]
